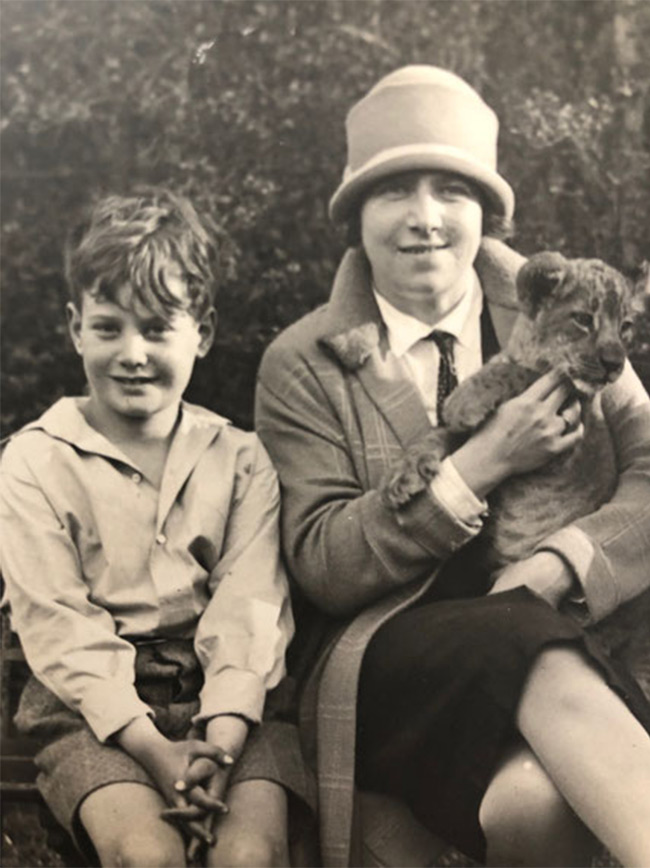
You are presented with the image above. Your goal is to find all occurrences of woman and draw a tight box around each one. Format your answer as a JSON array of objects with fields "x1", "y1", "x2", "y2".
[{"x1": 255, "y1": 66, "x2": 650, "y2": 867}]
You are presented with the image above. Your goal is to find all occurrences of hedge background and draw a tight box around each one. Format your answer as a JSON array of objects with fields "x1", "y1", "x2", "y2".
[{"x1": 2, "y1": 0, "x2": 649, "y2": 434}]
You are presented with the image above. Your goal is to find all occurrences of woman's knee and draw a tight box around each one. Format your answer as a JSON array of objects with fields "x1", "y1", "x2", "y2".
[
  {"x1": 480, "y1": 748, "x2": 570, "y2": 847},
  {"x1": 209, "y1": 832, "x2": 289, "y2": 868}
]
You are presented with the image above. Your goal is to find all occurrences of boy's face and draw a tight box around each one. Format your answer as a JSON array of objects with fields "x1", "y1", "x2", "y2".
[{"x1": 67, "y1": 270, "x2": 214, "y2": 431}]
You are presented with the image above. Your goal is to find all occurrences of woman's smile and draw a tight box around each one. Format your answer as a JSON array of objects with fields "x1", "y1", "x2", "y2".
[{"x1": 361, "y1": 171, "x2": 483, "y2": 323}]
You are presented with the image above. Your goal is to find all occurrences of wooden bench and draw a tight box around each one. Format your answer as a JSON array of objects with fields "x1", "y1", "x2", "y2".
[{"x1": 1, "y1": 610, "x2": 40, "y2": 801}]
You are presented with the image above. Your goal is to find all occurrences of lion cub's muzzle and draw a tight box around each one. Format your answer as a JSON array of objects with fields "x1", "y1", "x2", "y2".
[{"x1": 598, "y1": 341, "x2": 626, "y2": 381}]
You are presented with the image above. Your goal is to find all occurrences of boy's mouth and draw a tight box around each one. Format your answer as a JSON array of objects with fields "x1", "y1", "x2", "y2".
[{"x1": 112, "y1": 376, "x2": 156, "y2": 386}]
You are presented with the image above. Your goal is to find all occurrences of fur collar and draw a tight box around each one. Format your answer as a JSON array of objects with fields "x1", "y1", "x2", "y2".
[{"x1": 320, "y1": 238, "x2": 525, "y2": 370}]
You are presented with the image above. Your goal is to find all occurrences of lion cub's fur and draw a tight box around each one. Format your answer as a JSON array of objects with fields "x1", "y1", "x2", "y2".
[
  {"x1": 441, "y1": 251, "x2": 648, "y2": 693},
  {"x1": 443, "y1": 252, "x2": 634, "y2": 571}
]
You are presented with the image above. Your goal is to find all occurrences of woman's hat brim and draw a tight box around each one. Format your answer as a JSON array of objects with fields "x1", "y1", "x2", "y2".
[{"x1": 329, "y1": 145, "x2": 515, "y2": 224}]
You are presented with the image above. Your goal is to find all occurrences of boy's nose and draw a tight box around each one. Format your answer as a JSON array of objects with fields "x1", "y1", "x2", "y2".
[{"x1": 117, "y1": 333, "x2": 149, "y2": 367}]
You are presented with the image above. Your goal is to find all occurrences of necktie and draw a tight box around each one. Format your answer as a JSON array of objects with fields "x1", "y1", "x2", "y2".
[{"x1": 429, "y1": 330, "x2": 458, "y2": 422}]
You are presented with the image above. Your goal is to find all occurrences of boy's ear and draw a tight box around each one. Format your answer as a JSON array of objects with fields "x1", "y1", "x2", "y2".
[
  {"x1": 197, "y1": 307, "x2": 217, "y2": 358},
  {"x1": 66, "y1": 302, "x2": 83, "y2": 355}
]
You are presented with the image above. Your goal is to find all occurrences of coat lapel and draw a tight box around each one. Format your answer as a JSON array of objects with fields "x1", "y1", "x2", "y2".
[
  {"x1": 320, "y1": 248, "x2": 432, "y2": 449},
  {"x1": 319, "y1": 240, "x2": 524, "y2": 450}
]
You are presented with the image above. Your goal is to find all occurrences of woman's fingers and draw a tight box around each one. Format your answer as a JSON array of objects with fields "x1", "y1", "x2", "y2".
[
  {"x1": 558, "y1": 398, "x2": 582, "y2": 431},
  {"x1": 523, "y1": 368, "x2": 566, "y2": 400}
]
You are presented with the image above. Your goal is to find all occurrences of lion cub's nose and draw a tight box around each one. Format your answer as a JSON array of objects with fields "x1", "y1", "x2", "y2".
[{"x1": 599, "y1": 343, "x2": 625, "y2": 377}]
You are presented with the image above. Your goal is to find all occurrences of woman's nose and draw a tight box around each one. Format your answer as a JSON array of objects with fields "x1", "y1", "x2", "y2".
[
  {"x1": 407, "y1": 190, "x2": 443, "y2": 234},
  {"x1": 117, "y1": 332, "x2": 148, "y2": 367}
]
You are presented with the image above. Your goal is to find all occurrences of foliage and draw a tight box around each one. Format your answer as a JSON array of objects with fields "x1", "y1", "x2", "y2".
[{"x1": 2, "y1": 0, "x2": 649, "y2": 433}]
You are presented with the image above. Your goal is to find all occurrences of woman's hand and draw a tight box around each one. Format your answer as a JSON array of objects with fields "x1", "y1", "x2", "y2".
[
  {"x1": 452, "y1": 369, "x2": 584, "y2": 498},
  {"x1": 488, "y1": 551, "x2": 576, "y2": 609}
]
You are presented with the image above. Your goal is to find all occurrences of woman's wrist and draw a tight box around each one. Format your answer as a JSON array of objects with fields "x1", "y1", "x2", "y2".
[{"x1": 451, "y1": 433, "x2": 511, "y2": 499}]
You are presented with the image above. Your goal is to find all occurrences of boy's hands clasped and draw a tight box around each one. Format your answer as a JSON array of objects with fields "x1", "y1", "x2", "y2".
[
  {"x1": 163, "y1": 748, "x2": 234, "y2": 861},
  {"x1": 116, "y1": 717, "x2": 236, "y2": 850},
  {"x1": 161, "y1": 713, "x2": 250, "y2": 859}
]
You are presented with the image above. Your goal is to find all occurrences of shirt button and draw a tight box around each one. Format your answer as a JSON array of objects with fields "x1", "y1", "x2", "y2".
[
  {"x1": 156, "y1": 533, "x2": 167, "y2": 545},
  {"x1": 132, "y1": 472, "x2": 142, "y2": 484}
]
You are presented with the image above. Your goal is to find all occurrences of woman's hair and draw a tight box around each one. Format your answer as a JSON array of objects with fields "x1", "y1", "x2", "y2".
[
  {"x1": 65, "y1": 187, "x2": 219, "y2": 319},
  {"x1": 344, "y1": 180, "x2": 515, "y2": 248}
]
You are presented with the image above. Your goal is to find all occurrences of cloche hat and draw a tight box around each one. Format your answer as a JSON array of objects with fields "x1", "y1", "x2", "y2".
[{"x1": 329, "y1": 65, "x2": 515, "y2": 224}]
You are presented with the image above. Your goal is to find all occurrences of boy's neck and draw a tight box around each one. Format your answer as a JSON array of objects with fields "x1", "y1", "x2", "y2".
[
  {"x1": 82, "y1": 400, "x2": 182, "y2": 489},
  {"x1": 83, "y1": 400, "x2": 182, "y2": 446}
]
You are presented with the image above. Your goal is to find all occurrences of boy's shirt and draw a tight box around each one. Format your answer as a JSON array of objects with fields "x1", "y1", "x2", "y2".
[{"x1": 0, "y1": 398, "x2": 293, "y2": 743}]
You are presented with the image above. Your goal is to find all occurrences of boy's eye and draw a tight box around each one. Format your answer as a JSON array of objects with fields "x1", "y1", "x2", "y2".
[
  {"x1": 92, "y1": 321, "x2": 120, "y2": 336},
  {"x1": 571, "y1": 312, "x2": 594, "y2": 330},
  {"x1": 144, "y1": 321, "x2": 172, "y2": 339}
]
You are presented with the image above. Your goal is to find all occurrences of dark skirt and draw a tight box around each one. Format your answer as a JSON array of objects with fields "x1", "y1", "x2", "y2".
[
  {"x1": 15, "y1": 639, "x2": 316, "y2": 859},
  {"x1": 356, "y1": 585, "x2": 650, "y2": 863}
]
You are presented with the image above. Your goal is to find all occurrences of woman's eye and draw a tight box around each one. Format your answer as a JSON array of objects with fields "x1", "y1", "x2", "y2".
[
  {"x1": 379, "y1": 183, "x2": 410, "y2": 198},
  {"x1": 571, "y1": 312, "x2": 594, "y2": 330},
  {"x1": 372, "y1": 176, "x2": 414, "y2": 198},
  {"x1": 441, "y1": 182, "x2": 470, "y2": 198}
]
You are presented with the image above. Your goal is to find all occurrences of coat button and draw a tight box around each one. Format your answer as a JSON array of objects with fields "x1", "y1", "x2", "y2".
[
  {"x1": 156, "y1": 533, "x2": 167, "y2": 545},
  {"x1": 132, "y1": 472, "x2": 142, "y2": 484}
]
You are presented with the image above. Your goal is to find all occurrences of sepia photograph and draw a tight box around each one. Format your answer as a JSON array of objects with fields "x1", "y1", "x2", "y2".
[{"x1": 1, "y1": 2, "x2": 649, "y2": 866}]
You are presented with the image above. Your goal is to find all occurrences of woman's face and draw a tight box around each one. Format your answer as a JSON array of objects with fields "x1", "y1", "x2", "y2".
[{"x1": 360, "y1": 170, "x2": 483, "y2": 325}]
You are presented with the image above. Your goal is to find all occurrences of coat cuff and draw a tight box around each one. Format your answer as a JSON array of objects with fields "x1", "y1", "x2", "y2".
[
  {"x1": 194, "y1": 668, "x2": 266, "y2": 727},
  {"x1": 380, "y1": 432, "x2": 482, "y2": 558},
  {"x1": 429, "y1": 457, "x2": 487, "y2": 530},
  {"x1": 534, "y1": 525, "x2": 617, "y2": 623},
  {"x1": 80, "y1": 682, "x2": 154, "y2": 743}
]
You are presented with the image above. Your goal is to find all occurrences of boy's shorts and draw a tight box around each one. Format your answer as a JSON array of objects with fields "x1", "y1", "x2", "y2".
[{"x1": 15, "y1": 639, "x2": 316, "y2": 861}]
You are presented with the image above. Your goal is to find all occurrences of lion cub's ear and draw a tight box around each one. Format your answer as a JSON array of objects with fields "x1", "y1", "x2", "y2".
[{"x1": 516, "y1": 251, "x2": 568, "y2": 318}]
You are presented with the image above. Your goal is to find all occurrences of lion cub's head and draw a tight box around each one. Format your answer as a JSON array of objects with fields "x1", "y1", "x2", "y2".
[{"x1": 515, "y1": 251, "x2": 639, "y2": 395}]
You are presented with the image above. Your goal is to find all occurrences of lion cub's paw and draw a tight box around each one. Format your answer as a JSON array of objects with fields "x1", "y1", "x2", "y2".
[
  {"x1": 442, "y1": 380, "x2": 497, "y2": 432},
  {"x1": 381, "y1": 431, "x2": 449, "y2": 509}
]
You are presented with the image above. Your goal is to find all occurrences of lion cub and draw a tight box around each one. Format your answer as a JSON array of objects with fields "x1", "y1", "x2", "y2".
[
  {"x1": 442, "y1": 250, "x2": 649, "y2": 694},
  {"x1": 443, "y1": 251, "x2": 636, "y2": 570}
]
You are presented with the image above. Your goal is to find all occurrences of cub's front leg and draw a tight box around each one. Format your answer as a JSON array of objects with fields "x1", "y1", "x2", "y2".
[{"x1": 442, "y1": 359, "x2": 537, "y2": 433}]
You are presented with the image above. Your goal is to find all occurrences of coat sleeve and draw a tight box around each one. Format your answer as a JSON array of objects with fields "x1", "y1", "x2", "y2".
[
  {"x1": 255, "y1": 339, "x2": 481, "y2": 618},
  {"x1": 536, "y1": 361, "x2": 650, "y2": 622}
]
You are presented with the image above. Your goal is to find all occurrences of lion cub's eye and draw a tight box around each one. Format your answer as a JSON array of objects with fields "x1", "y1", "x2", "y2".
[
  {"x1": 571, "y1": 312, "x2": 594, "y2": 330},
  {"x1": 620, "y1": 320, "x2": 634, "y2": 339}
]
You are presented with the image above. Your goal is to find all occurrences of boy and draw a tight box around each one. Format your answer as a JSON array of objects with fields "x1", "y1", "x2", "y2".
[{"x1": 0, "y1": 189, "x2": 310, "y2": 867}]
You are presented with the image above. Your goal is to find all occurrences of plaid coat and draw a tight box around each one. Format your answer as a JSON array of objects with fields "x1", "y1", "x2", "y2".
[{"x1": 255, "y1": 239, "x2": 650, "y2": 866}]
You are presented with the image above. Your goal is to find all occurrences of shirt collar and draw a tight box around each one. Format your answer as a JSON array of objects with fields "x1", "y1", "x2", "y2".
[
  {"x1": 373, "y1": 270, "x2": 483, "y2": 358},
  {"x1": 16, "y1": 397, "x2": 230, "y2": 467}
]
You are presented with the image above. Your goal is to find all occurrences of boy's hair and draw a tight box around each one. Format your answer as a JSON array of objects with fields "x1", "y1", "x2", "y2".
[{"x1": 65, "y1": 188, "x2": 218, "y2": 319}]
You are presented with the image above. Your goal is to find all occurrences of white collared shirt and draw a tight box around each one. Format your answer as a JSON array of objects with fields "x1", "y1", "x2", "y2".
[
  {"x1": 0, "y1": 398, "x2": 293, "y2": 742},
  {"x1": 373, "y1": 272, "x2": 487, "y2": 528}
]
